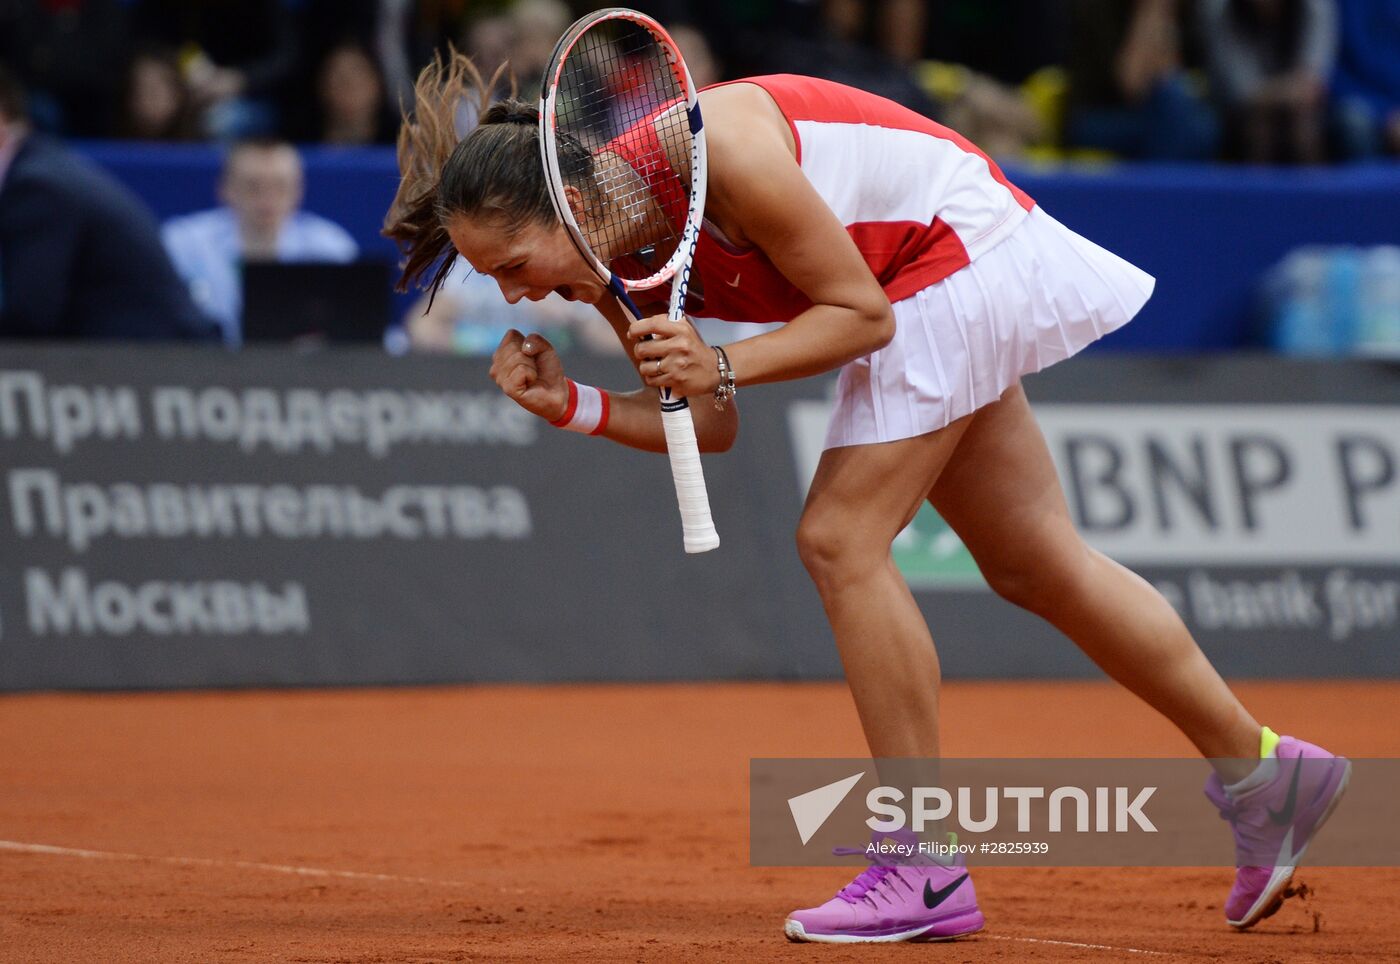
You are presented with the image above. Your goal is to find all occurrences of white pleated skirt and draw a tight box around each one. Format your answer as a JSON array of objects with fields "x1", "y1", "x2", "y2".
[{"x1": 823, "y1": 205, "x2": 1155, "y2": 450}]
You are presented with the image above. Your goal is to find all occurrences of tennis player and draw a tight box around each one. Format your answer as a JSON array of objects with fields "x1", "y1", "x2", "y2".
[{"x1": 385, "y1": 55, "x2": 1349, "y2": 944}]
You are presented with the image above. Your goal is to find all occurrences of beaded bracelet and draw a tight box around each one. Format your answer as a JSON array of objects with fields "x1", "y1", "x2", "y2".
[{"x1": 712, "y1": 345, "x2": 736, "y2": 411}]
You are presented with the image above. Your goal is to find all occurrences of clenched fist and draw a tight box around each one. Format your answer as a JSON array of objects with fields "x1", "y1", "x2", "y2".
[{"x1": 489, "y1": 330, "x2": 569, "y2": 421}]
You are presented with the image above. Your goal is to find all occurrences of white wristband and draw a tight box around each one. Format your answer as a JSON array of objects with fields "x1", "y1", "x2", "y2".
[{"x1": 549, "y1": 379, "x2": 610, "y2": 435}]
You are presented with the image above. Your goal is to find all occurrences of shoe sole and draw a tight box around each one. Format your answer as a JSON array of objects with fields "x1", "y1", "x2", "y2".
[
  {"x1": 1229, "y1": 757, "x2": 1351, "y2": 930},
  {"x1": 784, "y1": 910, "x2": 985, "y2": 944}
]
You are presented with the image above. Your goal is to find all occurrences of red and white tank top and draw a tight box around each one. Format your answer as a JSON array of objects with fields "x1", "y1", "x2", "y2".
[{"x1": 608, "y1": 74, "x2": 1035, "y2": 324}]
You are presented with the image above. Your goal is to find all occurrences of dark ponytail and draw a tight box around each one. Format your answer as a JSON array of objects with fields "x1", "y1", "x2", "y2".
[
  {"x1": 383, "y1": 51, "x2": 562, "y2": 295},
  {"x1": 480, "y1": 100, "x2": 539, "y2": 126}
]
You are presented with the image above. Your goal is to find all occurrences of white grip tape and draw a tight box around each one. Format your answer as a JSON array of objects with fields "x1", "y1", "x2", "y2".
[{"x1": 660, "y1": 404, "x2": 720, "y2": 553}]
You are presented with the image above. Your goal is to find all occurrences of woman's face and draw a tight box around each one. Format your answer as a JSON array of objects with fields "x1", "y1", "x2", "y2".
[
  {"x1": 447, "y1": 213, "x2": 606, "y2": 305},
  {"x1": 130, "y1": 58, "x2": 181, "y2": 134},
  {"x1": 321, "y1": 47, "x2": 382, "y2": 123}
]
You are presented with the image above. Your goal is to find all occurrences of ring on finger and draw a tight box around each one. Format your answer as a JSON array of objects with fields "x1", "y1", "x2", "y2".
[{"x1": 653, "y1": 359, "x2": 664, "y2": 376}]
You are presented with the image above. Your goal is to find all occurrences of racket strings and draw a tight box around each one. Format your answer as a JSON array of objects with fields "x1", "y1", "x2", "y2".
[
  {"x1": 594, "y1": 163, "x2": 649, "y2": 222},
  {"x1": 551, "y1": 20, "x2": 693, "y2": 282}
]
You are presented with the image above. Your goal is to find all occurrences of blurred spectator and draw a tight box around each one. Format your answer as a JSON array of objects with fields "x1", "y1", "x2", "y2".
[
  {"x1": 161, "y1": 139, "x2": 358, "y2": 344},
  {"x1": 456, "y1": 2, "x2": 572, "y2": 130},
  {"x1": 297, "y1": 1, "x2": 462, "y2": 129},
  {"x1": 875, "y1": 0, "x2": 927, "y2": 67},
  {"x1": 761, "y1": 0, "x2": 940, "y2": 118},
  {"x1": 464, "y1": 15, "x2": 516, "y2": 99},
  {"x1": 130, "y1": 0, "x2": 298, "y2": 139},
  {"x1": 116, "y1": 47, "x2": 198, "y2": 142},
  {"x1": 505, "y1": 0, "x2": 571, "y2": 85},
  {"x1": 924, "y1": 63, "x2": 1046, "y2": 159},
  {"x1": 1199, "y1": 0, "x2": 1337, "y2": 164},
  {"x1": 404, "y1": 257, "x2": 614, "y2": 356},
  {"x1": 0, "y1": 67, "x2": 214, "y2": 341},
  {"x1": 861, "y1": 2, "x2": 1056, "y2": 160},
  {"x1": 1066, "y1": 0, "x2": 1220, "y2": 161},
  {"x1": 1332, "y1": 0, "x2": 1400, "y2": 159},
  {"x1": 0, "y1": 0, "x2": 130, "y2": 136},
  {"x1": 306, "y1": 42, "x2": 398, "y2": 146},
  {"x1": 628, "y1": 0, "x2": 815, "y2": 81},
  {"x1": 919, "y1": 1, "x2": 1066, "y2": 84},
  {"x1": 672, "y1": 24, "x2": 723, "y2": 88},
  {"x1": 460, "y1": 0, "x2": 572, "y2": 93}
]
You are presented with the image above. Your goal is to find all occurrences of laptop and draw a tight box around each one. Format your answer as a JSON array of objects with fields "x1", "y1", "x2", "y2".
[{"x1": 241, "y1": 261, "x2": 392, "y2": 344}]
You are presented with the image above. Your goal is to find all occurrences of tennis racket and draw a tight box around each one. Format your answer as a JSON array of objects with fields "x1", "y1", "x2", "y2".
[{"x1": 539, "y1": 8, "x2": 719, "y2": 554}]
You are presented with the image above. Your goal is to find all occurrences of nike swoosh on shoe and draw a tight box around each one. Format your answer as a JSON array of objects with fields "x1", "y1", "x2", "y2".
[{"x1": 923, "y1": 874, "x2": 967, "y2": 909}]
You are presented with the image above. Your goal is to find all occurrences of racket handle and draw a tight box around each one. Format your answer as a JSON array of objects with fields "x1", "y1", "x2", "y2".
[{"x1": 660, "y1": 401, "x2": 720, "y2": 553}]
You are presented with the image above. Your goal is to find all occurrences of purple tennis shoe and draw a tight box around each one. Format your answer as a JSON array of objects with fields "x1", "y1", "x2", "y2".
[
  {"x1": 1204, "y1": 734, "x2": 1350, "y2": 930},
  {"x1": 784, "y1": 830, "x2": 984, "y2": 943}
]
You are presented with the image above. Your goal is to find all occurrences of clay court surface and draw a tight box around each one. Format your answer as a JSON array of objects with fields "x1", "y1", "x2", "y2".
[{"x1": 2, "y1": 680, "x2": 1397, "y2": 962}]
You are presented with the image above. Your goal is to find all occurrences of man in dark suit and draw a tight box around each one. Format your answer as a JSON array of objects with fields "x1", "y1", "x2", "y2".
[{"x1": 0, "y1": 67, "x2": 216, "y2": 340}]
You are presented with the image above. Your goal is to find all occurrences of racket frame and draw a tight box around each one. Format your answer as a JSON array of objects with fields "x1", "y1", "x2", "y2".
[
  {"x1": 538, "y1": 7, "x2": 719, "y2": 554},
  {"x1": 539, "y1": 7, "x2": 708, "y2": 299}
]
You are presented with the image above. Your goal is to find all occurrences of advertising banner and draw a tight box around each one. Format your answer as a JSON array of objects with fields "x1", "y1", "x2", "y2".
[
  {"x1": 1, "y1": 348, "x2": 1395, "y2": 689},
  {"x1": 0, "y1": 346, "x2": 818, "y2": 690}
]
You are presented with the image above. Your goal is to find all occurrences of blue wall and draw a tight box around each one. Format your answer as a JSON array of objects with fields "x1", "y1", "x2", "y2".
[
  {"x1": 78, "y1": 142, "x2": 1400, "y2": 350},
  {"x1": 1014, "y1": 163, "x2": 1400, "y2": 350}
]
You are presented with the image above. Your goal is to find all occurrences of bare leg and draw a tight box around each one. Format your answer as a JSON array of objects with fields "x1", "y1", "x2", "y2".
[
  {"x1": 797, "y1": 417, "x2": 972, "y2": 758},
  {"x1": 930, "y1": 384, "x2": 1261, "y2": 780}
]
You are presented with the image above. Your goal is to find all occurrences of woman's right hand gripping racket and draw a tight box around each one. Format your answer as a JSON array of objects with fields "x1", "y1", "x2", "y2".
[{"x1": 539, "y1": 7, "x2": 719, "y2": 554}]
